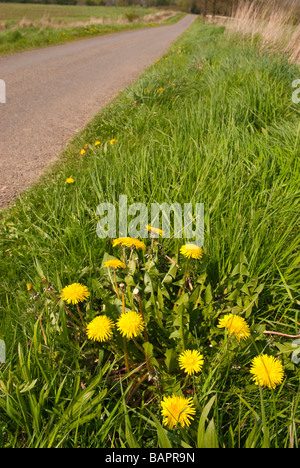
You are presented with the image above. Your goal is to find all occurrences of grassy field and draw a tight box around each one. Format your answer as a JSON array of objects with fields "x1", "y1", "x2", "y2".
[
  {"x1": 0, "y1": 3, "x2": 183, "y2": 56},
  {"x1": 0, "y1": 18, "x2": 299, "y2": 448}
]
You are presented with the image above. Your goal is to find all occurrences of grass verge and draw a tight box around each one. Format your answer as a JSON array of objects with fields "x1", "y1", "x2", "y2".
[
  {"x1": 0, "y1": 4, "x2": 183, "y2": 56},
  {"x1": 0, "y1": 19, "x2": 299, "y2": 448}
]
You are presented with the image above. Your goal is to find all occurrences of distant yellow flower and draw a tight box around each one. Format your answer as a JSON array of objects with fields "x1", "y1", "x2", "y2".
[
  {"x1": 26, "y1": 283, "x2": 32, "y2": 291},
  {"x1": 180, "y1": 244, "x2": 203, "y2": 260},
  {"x1": 86, "y1": 315, "x2": 114, "y2": 342},
  {"x1": 250, "y1": 354, "x2": 284, "y2": 389},
  {"x1": 80, "y1": 149, "x2": 86, "y2": 155},
  {"x1": 110, "y1": 139, "x2": 116, "y2": 145},
  {"x1": 161, "y1": 394, "x2": 196, "y2": 430},
  {"x1": 156, "y1": 59, "x2": 160, "y2": 62},
  {"x1": 116, "y1": 311, "x2": 145, "y2": 339},
  {"x1": 179, "y1": 349, "x2": 204, "y2": 375},
  {"x1": 217, "y1": 313, "x2": 250, "y2": 342},
  {"x1": 146, "y1": 225, "x2": 164, "y2": 236},
  {"x1": 104, "y1": 259, "x2": 126, "y2": 270},
  {"x1": 66, "y1": 177, "x2": 74, "y2": 184},
  {"x1": 112, "y1": 237, "x2": 146, "y2": 251},
  {"x1": 94, "y1": 141, "x2": 101, "y2": 146},
  {"x1": 61, "y1": 283, "x2": 90, "y2": 305},
  {"x1": 157, "y1": 87, "x2": 163, "y2": 93}
]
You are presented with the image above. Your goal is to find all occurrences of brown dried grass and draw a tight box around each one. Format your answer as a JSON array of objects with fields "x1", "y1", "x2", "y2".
[{"x1": 225, "y1": 0, "x2": 300, "y2": 64}]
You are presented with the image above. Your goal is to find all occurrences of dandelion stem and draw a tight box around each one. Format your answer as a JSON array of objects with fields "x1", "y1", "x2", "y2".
[
  {"x1": 123, "y1": 337, "x2": 131, "y2": 375},
  {"x1": 136, "y1": 295, "x2": 152, "y2": 374},
  {"x1": 122, "y1": 246, "x2": 127, "y2": 265},
  {"x1": 113, "y1": 269, "x2": 120, "y2": 299},
  {"x1": 76, "y1": 303, "x2": 86, "y2": 328}
]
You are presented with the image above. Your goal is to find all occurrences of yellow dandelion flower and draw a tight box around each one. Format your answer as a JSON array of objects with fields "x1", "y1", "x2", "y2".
[
  {"x1": 179, "y1": 349, "x2": 204, "y2": 375},
  {"x1": 110, "y1": 139, "x2": 116, "y2": 145},
  {"x1": 61, "y1": 283, "x2": 90, "y2": 305},
  {"x1": 112, "y1": 237, "x2": 146, "y2": 251},
  {"x1": 180, "y1": 244, "x2": 203, "y2": 260},
  {"x1": 104, "y1": 259, "x2": 126, "y2": 270},
  {"x1": 26, "y1": 283, "x2": 32, "y2": 291},
  {"x1": 217, "y1": 313, "x2": 250, "y2": 342},
  {"x1": 80, "y1": 149, "x2": 86, "y2": 155},
  {"x1": 250, "y1": 354, "x2": 284, "y2": 389},
  {"x1": 66, "y1": 177, "x2": 74, "y2": 184},
  {"x1": 146, "y1": 224, "x2": 164, "y2": 236},
  {"x1": 157, "y1": 87, "x2": 163, "y2": 93},
  {"x1": 116, "y1": 311, "x2": 145, "y2": 339},
  {"x1": 94, "y1": 141, "x2": 101, "y2": 146},
  {"x1": 161, "y1": 394, "x2": 196, "y2": 430},
  {"x1": 86, "y1": 315, "x2": 114, "y2": 342},
  {"x1": 130, "y1": 238, "x2": 146, "y2": 251}
]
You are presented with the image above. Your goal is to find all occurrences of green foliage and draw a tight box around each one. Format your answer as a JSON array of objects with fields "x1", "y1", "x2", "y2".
[{"x1": 0, "y1": 20, "x2": 299, "y2": 447}]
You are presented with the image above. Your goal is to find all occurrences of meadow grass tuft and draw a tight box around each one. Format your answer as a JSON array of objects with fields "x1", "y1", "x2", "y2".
[{"x1": 0, "y1": 19, "x2": 299, "y2": 448}]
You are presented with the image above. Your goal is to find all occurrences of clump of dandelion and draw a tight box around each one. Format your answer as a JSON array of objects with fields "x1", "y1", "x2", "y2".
[
  {"x1": 86, "y1": 315, "x2": 114, "y2": 342},
  {"x1": 26, "y1": 283, "x2": 32, "y2": 291},
  {"x1": 66, "y1": 177, "x2": 74, "y2": 184},
  {"x1": 80, "y1": 149, "x2": 86, "y2": 155},
  {"x1": 116, "y1": 311, "x2": 145, "y2": 339},
  {"x1": 110, "y1": 138, "x2": 116, "y2": 145},
  {"x1": 161, "y1": 394, "x2": 196, "y2": 430},
  {"x1": 94, "y1": 141, "x2": 101, "y2": 146},
  {"x1": 157, "y1": 87, "x2": 163, "y2": 93},
  {"x1": 217, "y1": 313, "x2": 250, "y2": 342},
  {"x1": 179, "y1": 349, "x2": 204, "y2": 375},
  {"x1": 180, "y1": 244, "x2": 203, "y2": 260},
  {"x1": 250, "y1": 354, "x2": 284, "y2": 389}
]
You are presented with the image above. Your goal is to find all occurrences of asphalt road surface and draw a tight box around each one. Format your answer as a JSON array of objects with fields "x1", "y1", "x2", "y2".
[{"x1": 0, "y1": 14, "x2": 196, "y2": 208}]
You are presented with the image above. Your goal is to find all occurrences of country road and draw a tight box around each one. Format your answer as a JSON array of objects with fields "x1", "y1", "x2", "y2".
[{"x1": 0, "y1": 14, "x2": 196, "y2": 208}]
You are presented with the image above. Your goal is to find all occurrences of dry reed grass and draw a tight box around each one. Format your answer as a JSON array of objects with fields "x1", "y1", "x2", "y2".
[{"x1": 224, "y1": 0, "x2": 300, "y2": 64}]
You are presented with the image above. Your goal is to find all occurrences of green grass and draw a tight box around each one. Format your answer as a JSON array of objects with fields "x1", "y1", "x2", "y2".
[
  {"x1": 0, "y1": 3, "x2": 183, "y2": 56},
  {"x1": 0, "y1": 19, "x2": 299, "y2": 448}
]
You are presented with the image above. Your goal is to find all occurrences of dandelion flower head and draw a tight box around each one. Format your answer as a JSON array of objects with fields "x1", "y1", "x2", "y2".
[
  {"x1": 104, "y1": 259, "x2": 126, "y2": 270},
  {"x1": 217, "y1": 313, "x2": 250, "y2": 342},
  {"x1": 61, "y1": 283, "x2": 90, "y2": 305},
  {"x1": 179, "y1": 349, "x2": 204, "y2": 375},
  {"x1": 86, "y1": 315, "x2": 114, "y2": 342},
  {"x1": 66, "y1": 177, "x2": 74, "y2": 184},
  {"x1": 161, "y1": 394, "x2": 196, "y2": 430},
  {"x1": 180, "y1": 244, "x2": 203, "y2": 260},
  {"x1": 250, "y1": 354, "x2": 284, "y2": 389},
  {"x1": 112, "y1": 237, "x2": 146, "y2": 251},
  {"x1": 146, "y1": 225, "x2": 164, "y2": 236},
  {"x1": 116, "y1": 311, "x2": 145, "y2": 339}
]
